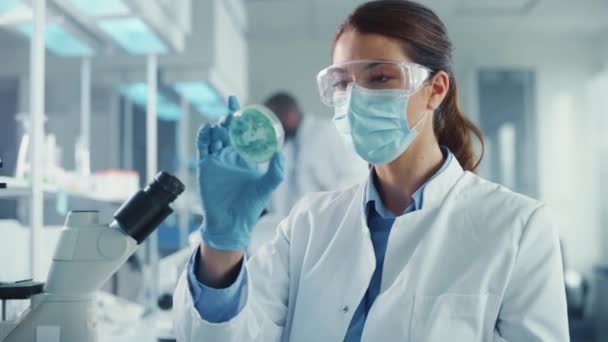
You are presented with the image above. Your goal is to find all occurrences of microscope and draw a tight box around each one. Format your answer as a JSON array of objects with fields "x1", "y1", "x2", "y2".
[{"x1": 0, "y1": 172, "x2": 184, "y2": 342}]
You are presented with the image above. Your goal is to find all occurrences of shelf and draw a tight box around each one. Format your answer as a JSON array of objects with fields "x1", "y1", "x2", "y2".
[{"x1": 0, "y1": 176, "x2": 129, "y2": 204}]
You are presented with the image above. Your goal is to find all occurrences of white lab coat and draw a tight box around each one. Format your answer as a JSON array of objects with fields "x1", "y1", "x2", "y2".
[
  {"x1": 271, "y1": 115, "x2": 368, "y2": 217},
  {"x1": 173, "y1": 157, "x2": 569, "y2": 341}
]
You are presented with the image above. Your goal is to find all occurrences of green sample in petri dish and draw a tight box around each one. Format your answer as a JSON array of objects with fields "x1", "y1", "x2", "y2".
[{"x1": 229, "y1": 105, "x2": 284, "y2": 163}]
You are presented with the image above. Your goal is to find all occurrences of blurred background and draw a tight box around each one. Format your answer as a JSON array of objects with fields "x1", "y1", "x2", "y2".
[{"x1": 0, "y1": 0, "x2": 607, "y2": 341}]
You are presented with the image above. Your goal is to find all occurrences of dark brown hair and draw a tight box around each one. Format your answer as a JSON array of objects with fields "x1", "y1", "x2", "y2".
[{"x1": 334, "y1": 0, "x2": 484, "y2": 172}]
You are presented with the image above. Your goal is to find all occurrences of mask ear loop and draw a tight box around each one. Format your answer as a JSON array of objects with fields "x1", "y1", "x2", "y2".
[
  {"x1": 409, "y1": 108, "x2": 430, "y2": 133},
  {"x1": 406, "y1": 79, "x2": 434, "y2": 132}
]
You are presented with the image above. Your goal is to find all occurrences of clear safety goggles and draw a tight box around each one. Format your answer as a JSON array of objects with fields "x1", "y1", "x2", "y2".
[{"x1": 316, "y1": 59, "x2": 431, "y2": 107}]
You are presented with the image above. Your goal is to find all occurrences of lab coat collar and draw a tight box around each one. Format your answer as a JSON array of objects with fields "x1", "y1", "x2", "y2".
[
  {"x1": 417, "y1": 153, "x2": 464, "y2": 211},
  {"x1": 354, "y1": 154, "x2": 464, "y2": 235},
  {"x1": 364, "y1": 147, "x2": 454, "y2": 218}
]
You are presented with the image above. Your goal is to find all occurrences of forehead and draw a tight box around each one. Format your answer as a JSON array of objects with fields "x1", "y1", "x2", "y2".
[{"x1": 332, "y1": 31, "x2": 412, "y2": 65}]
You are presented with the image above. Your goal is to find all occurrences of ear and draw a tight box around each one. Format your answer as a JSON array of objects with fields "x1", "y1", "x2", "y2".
[{"x1": 427, "y1": 70, "x2": 450, "y2": 111}]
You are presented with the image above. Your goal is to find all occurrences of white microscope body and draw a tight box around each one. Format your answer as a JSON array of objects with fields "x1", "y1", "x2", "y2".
[{"x1": 0, "y1": 172, "x2": 184, "y2": 342}]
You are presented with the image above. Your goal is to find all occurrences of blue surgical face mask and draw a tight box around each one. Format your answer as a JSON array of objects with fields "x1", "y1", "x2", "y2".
[{"x1": 333, "y1": 84, "x2": 428, "y2": 165}]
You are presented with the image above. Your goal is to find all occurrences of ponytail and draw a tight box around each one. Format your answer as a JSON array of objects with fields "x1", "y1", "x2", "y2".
[{"x1": 434, "y1": 76, "x2": 484, "y2": 172}]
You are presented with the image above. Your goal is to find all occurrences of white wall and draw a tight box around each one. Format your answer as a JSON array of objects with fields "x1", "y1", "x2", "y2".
[
  {"x1": 586, "y1": 68, "x2": 608, "y2": 264},
  {"x1": 587, "y1": 30, "x2": 608, "y2": 264},
  {"x1": 248, "y1": 29, "x2": 605, "y2": 273},
  {"x1": 451, "y1": 29, "x2": 606, "y2": 274},
  {"x1": 597, "y1": 30, "x2": 608, "y2": 70},
  {"x1": 248, "y1": 39, "x2": 332, "y2": 117}
]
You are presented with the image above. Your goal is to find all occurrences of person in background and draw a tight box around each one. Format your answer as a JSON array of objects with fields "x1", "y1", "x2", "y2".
[{"x1": 263, "y1": 91, "x2": 368, "y2": 217}]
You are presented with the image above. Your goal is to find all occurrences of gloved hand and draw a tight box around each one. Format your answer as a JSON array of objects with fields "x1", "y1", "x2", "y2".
[{"x1": 198, "y1": 96, "x2": 285, "y2": 251}]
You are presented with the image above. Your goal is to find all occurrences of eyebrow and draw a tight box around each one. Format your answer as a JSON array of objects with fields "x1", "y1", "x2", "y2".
[
  {"x1": 332, "y1": 62, "x2": 385, "y2": 75},
  {"x1": 365, "y1": 62, "x2": 384, "y2": 70},
  {"x1": 331, "y1": 68, "x2": 348, "y2": 75}
]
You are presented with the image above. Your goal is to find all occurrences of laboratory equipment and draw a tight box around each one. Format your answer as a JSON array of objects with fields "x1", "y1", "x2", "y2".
[
  {"x1": 0, "y1": 158, "x2": 5, "y2": 189},
  {"x1": 0, "y1": 172, "x2": 184, "y2": 342},
  {"x1": 15, "y1": 114, "x2": 60, "y2": 183},
  {"x1": 593, "y1": 266, "x2": 608, "y2": 339},
  {"x1": 229, "y1": 105, "x2": 284, "y2": 163},
  {"x1": 74, "y1": 137, "x2": 90, "y2": 177}
]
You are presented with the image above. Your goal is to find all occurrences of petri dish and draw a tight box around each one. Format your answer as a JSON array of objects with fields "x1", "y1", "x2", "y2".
[{"x1": 229, "y1": 105, "x2": 284, "y2": 163}]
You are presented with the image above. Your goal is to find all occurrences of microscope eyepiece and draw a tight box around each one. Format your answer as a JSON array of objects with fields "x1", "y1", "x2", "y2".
[
  {"x1": 113, "y1": 172, "x2": 185, "y2": 244},
  {"x1": 151, "y1": 172, "x2": 185, "y2": 201}
]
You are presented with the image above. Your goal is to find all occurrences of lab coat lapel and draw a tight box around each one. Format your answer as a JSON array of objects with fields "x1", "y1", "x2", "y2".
[
  {"x1": 358, "y1": 159, "x2": 466, "y2": 341},
  {"x1": 379, "y1": 157, "x2": 465, "y2": 294},
  {"x1": 291, "y1": 184, "x2": 375, "y2": 342}
]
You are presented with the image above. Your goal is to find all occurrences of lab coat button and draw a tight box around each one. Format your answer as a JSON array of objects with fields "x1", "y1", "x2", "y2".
[{"x1": 342, "y1": 306, "x2": 350, "y2": 313}]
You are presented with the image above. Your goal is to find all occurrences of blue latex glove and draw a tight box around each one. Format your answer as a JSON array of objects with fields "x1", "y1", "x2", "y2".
[{"x1": 198, "y1": 96, "x2": 285, "y2": 251}]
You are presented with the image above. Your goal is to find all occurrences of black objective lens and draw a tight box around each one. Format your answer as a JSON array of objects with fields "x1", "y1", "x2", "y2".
[{"x1": 113, "y1": 172, "x2": 185, "y2": 244}]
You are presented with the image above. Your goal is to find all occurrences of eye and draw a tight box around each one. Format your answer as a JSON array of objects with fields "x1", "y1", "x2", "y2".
[
  {"x1": 369, "y1": 74, "x2": 393, "y2": 83},
  {"x1": 332, "y1": 79, "x2": 351, "y2": 91}
]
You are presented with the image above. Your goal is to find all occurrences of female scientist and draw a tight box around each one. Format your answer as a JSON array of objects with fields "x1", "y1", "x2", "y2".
[{"x1": 173, "y1": 1, "x2": 569, "y2": 341}]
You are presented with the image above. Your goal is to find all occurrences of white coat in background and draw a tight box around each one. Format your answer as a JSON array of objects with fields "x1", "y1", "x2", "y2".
[
  {"x1": 270, "y1": 115, "x2": 368, "y2": 218},
  {"x1": 173, "y1": 157, "x2": 569, "y2": 342}
]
